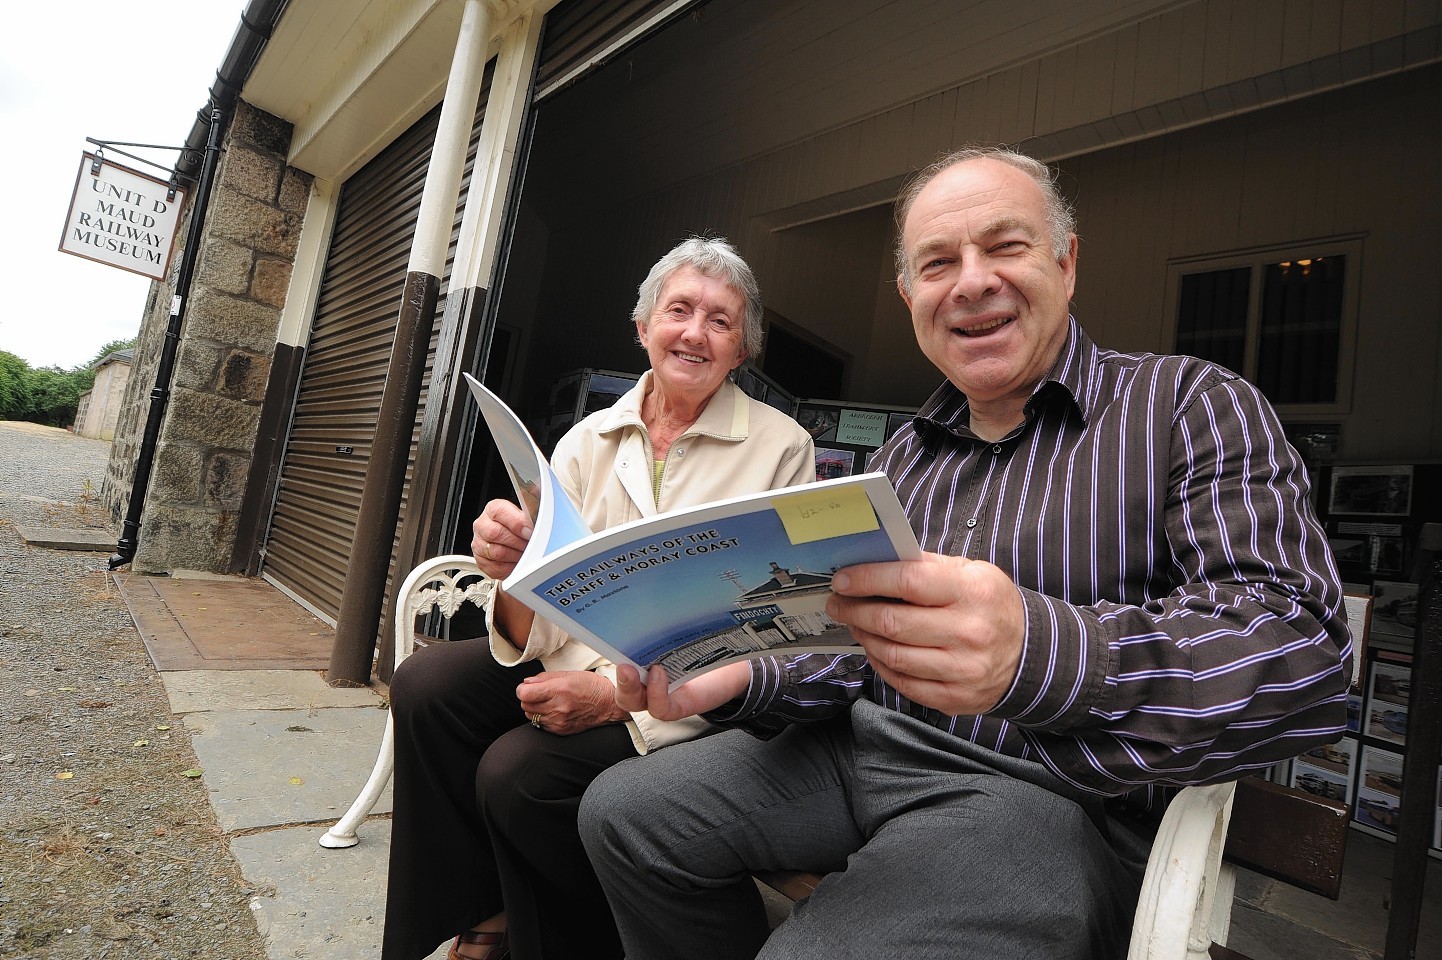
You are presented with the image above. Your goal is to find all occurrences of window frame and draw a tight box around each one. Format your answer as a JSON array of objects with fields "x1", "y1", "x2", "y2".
[{"x1": 1162, "y1": 236, "x2": 1363, "y2": 416}]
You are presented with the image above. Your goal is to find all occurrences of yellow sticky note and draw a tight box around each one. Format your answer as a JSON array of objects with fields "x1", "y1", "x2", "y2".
[{"x1": 773, "y1": 485, "x2": 878, "y2": 544}]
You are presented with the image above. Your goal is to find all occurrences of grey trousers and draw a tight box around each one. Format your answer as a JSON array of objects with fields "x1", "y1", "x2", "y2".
[{"x1": 579, "y1": 700, "x2": 1150, "y2": 960}]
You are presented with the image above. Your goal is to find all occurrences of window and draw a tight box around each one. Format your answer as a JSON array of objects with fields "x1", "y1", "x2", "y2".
[{"x1": 1166, "y1": 239, "x2": 1360, "y2": 413}]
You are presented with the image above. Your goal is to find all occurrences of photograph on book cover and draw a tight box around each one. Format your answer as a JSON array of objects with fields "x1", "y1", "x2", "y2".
[{"x1": 509, "y1": 476, "x2": 919, "y2": 688}]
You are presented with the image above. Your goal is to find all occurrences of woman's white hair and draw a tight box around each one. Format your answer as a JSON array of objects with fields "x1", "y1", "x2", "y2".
[{"x1": 631, "y1": 237, "x2": 764, "y2": 358}]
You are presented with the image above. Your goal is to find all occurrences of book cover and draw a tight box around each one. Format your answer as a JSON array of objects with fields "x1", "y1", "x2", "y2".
[{"x1": 463, "y1": 373, "x2": 921, "y2": 688}]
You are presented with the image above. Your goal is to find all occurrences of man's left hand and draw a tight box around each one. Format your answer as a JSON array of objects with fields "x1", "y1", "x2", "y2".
[
  {"x1": 827, "y1": 553, "x2": 1025, "y2": 716},
  {"x1": 517, "y1": 670, "x2": 629, "y2": 735}
]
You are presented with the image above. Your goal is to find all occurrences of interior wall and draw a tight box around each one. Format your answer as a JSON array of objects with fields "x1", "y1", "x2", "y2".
[
  {"x1": 497, "y1": 8, "x2": 1440, "y2": 458},
  {"x1": 1064, "y1": 63, "x2": 1442, "y2": 462}
]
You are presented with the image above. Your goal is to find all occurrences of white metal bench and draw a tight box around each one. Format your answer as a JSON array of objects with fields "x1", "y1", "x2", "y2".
[{"x1": 318, "y1": 554, "x2": 493, "y2": 849}]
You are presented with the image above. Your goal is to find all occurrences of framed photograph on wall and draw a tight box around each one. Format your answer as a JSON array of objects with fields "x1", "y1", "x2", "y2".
[
  {"x1": 1371, "y1": 581, "x2": 1420, "y2": 642},
  {"x1": 1363, "y1": 659, "x2": 1411, "y2": 746},
  {"x1": 1328, "y1": 464, "x2": 1413, "y2": 517},
  {"x1": 1355, "y1": 745, "x2": 1404, "y2": 835},
  {"x1": 813, "y1": 447, "x2": 855, "y2": 481},
  {"x1": 1290, "y1": 737, "x2": 1356, "y2": 806}
]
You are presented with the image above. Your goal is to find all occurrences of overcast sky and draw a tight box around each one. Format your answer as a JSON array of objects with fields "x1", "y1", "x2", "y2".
[{"x1": 1, "y1": 2, "x2": 248, "y2": 370}]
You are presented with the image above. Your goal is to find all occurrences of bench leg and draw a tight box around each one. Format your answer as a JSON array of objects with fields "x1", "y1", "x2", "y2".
[{"x1": 319, "y1": 711, "x2": 395, "y2": 848}]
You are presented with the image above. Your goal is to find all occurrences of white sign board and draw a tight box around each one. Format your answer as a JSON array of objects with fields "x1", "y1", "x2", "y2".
[
  {"x1": 836, "y1": 408, "x2": 888, "y2": 448},
  {"x1": 58, "y1": 152, "x2": 185, "y2": 281}
]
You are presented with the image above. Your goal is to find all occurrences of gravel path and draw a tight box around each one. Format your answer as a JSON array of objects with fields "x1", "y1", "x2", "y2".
[{"x1": 0, "y1": 421, "x2": 267, "y2": 960}]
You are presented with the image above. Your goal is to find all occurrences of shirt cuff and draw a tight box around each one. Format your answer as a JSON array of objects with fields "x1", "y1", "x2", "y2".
[{"x1": 991, "y1": 587, "x2": 1110, "y2": 729}]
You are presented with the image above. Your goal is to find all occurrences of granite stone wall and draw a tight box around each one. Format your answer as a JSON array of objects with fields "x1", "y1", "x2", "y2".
[{"x1": 104, "y1": 100, "x2": 313, "y2": 574}]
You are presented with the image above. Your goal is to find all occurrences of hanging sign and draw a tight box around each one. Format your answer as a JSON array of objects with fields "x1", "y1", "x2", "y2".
[{"x1": 58, "y1": 152, "x2": 186, "y2": 281}]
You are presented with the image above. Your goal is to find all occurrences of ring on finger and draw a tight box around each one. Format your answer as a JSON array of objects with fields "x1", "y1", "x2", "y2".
[
  {"x1": 482, "y1": 541, "x2": 493, "y2": 561},
  {"x1": 530, "y1": 713, "x2": 542, "y2": 728}
]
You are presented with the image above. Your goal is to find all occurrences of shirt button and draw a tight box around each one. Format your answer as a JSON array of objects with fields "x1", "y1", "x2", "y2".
[
  {"x1": 966, "y1": 518, "x2": 977, "y2": 528},
  {"x1": 620, "y1": 459, "x2": 629, "y2": 468},
  {"x1": 676, "y1": 448, "x2": 686, "y2": 457},
  {"x1": 992, "y1": 444, "x2": 1002, "y2": 454}
]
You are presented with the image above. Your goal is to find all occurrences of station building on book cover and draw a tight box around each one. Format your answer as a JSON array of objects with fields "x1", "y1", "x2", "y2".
[
  {"x1": 101, "y1": 0, "x2": 1442, "y2": 686},
  {"x1": 656, "y1": 561, "x2": 847, "y2": 681}
]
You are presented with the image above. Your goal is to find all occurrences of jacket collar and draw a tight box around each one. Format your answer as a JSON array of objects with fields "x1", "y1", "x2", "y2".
[{"x1": 596, "y1": 370, "x2": 751, "y2": 442}]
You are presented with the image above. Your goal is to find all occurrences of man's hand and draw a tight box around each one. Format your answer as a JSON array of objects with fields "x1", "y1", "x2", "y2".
[
  {"x1": 517, "y1": 671, "x2": 629, "y2": 735},
  {"x1": 471, "y1": 499, "x2": 534, "y2": 580},
  {"x1": 827, "y1": 553, "x2": 1025, "y2": 716},
  {"x1": 614, "y1": 661, "x2": 751, "y2": 721}
]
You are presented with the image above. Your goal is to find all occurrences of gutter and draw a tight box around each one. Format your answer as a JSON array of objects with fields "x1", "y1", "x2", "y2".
[{"x1": 110, "y1": 0, "x2": 291, "y2": 570}]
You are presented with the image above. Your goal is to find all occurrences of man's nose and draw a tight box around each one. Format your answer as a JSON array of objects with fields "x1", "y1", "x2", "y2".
[{"x1": 950, "y1": 253, "x2": 1001, "y2": 301}]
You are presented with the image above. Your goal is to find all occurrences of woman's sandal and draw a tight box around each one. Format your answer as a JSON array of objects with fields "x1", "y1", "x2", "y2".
[{"x1": 447, "y1": 928, "x2": 510, "y2": 960}]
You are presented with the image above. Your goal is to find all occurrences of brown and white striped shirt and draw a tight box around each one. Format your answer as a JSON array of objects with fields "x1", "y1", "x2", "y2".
[{"x1": 713, "y1": 319, "x2": 1350, "y2": 802}]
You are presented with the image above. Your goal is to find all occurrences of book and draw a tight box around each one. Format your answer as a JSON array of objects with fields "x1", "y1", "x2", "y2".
[{"x1": 463, "y1": 373, "x2": 922, "y2": 688}]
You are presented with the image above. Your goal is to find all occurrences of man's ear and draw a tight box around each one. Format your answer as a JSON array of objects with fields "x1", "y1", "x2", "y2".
[
  {"x1": 635, "y1": 316, "x2": 649, "y2": 347},
  {"x1": 897, "y1": 274, "x2": 913, "y2": 311},
  {"x1": 1060, "y1": 234, "x2": 1078, "y2": 300}
]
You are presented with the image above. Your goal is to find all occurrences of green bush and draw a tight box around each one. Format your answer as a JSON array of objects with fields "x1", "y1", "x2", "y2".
[{"x1": 0, "y1": 339, "x2": 136, "y2": 427}]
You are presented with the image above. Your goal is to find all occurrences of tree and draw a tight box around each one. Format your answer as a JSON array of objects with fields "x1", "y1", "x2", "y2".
[
  {"x1": 0, "y1": 351, "x2": 28, "y2": 420},
  {"x1": 0, "y1": 337, "x2": 137, "y2": 427}
]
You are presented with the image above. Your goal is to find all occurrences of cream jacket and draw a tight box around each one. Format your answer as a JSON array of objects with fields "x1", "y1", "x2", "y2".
[{"x1": 487, "y1": 371, "x2": 816, "y2": 754}]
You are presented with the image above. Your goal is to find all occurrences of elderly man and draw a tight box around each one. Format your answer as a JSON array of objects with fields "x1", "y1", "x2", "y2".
[{"x1": 578, "y1": 146, "x2": 1350, "y2": 960}]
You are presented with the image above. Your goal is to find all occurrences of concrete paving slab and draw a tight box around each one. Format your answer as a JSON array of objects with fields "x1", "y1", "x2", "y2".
[
  {"x1": 163, "y1": 669, "x2": 385, "y2": 713},
  {"x1": 185, "y1": 707, "x2": 393, "y2": 832},
  {"x1": 231, "y1": 822, "x2": 447, "y2": 960},
  {"x1": 15, "y1": 524, "x2": 113, "y2": 551}
]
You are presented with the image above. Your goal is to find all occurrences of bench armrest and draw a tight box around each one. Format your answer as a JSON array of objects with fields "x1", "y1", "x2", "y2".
[{"x1": 1128, "y1": 781, "x2": 1238, "y2": 960}]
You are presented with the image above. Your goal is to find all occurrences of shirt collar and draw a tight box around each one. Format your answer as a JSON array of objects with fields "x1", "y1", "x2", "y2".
[{"x1": 911, "y1": 316, "x2": 1096, "y2": 445}]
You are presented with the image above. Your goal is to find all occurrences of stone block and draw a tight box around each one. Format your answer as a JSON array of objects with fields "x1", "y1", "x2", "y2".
[
  {"x1": 185, "y1": 288, "x2": 282, "y2": 354},
  {"x1": 232, "y1": 101, "x2": 292, "y2": 158},
  {"x1": 197, "y1": 237, "x2": 254, "y2": 296},
  {"x1": 148, "y1": 442, "x2": 206, "y2": 506},
  {"x1": 204, "y1": 451, "x2": 252, "y2": 509},
  {"x1": 223, "y1": 144, "x2": 284, "y2": 205},
  {"x1": 278, "y1": 167, "x2": 313, "y2": 216},
  {"x1": 173, "y1": 339, "x2": 224, "y2": 392},
  {"x1": 132, "y1": 506, "x2": 237, "y2": 575},
  {"x1": 163, "y1": 388, "x2": 262, "y2": 452},
  {"x1": 209, "y1": 189, "x2": 305, "y2": 259},
  {"x1": 251, "y1": 257, "x2": 293, "y2": 308},
  {"x1": 217, "y1": 349, "x2": 272, "y2": 403}
]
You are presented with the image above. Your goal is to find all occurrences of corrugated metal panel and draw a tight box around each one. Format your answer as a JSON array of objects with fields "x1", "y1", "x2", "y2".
[
  {"x1": 263, "y1": 72, "x2": 492, "y2": 623},
  {"x1": 536, "y1": 0, "x2": 691, "y2": 96}
]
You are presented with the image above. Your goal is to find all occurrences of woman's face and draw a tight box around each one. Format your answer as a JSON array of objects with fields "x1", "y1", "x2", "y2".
[{"x1": 637, "y1": 265, "x2": 748, "y2": 407}]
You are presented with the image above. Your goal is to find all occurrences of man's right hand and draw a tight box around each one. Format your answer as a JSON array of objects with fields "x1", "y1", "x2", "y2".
[{"x1": 615, "y1": 661, "x2": 751, "y2": 720}]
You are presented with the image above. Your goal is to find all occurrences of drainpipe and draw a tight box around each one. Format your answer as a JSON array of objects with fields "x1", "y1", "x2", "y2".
[
  {"x1": 328, "y1": 0, "x2": 495, "y2": 684},
  {"x1": 109, "y1": 0, "x2": 289, "y2": 570}
]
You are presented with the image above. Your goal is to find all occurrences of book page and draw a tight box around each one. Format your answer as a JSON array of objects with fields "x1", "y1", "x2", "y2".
[{"x1": 462, "y1": 373, "x2": 591, "y2": 570}]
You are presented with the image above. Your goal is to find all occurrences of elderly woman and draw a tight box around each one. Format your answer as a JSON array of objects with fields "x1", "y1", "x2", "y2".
[{"x1": 382, "y1": 238, "x2": 815, "y2": 960}]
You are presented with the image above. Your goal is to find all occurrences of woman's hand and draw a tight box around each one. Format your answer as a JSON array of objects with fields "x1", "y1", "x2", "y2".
[
  {"x1": 472, "y1": 499, "x2": 533, "y2": 580},
  {"x1": 517, "y1": 671, "x2": 630, "y2": 735}
]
